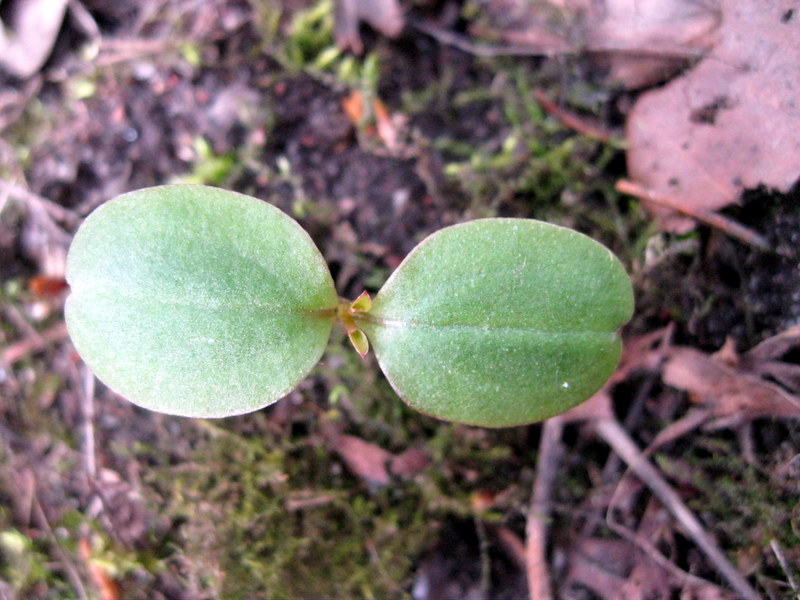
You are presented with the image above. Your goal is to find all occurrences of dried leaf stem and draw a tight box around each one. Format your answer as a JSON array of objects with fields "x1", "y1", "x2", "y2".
[
  {"x1": 2, "y1": 321, "x2": 69, "y2": 364},
  {"x1": 594, "y1": 417, "x2": 761, "y2": 600},
  {"x1": 533, "y1": 90, "x2": 615, "y2": 142},
  {"x1": 616, "y1": 179, "x2": 771, "y2": 252},
  {"x1": 526, "y1": 415, "x2": 564, "y2": 600}
]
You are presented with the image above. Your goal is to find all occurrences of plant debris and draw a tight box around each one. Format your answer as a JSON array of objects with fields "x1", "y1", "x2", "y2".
[
  {"x1": 626, "y1": 0, "x2": 800, "y2": 231},
  {"x1": 334, "y1": 0, "x2": 404, "y2": 53},
  {"x1": 0, "y1": 0, "x2": 69, "y2": 78},
  {"x1": 1, "y1": 0, "x2": 798, "y2": 597}
]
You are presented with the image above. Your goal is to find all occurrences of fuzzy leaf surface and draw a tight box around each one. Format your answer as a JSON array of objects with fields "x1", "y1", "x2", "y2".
[
  {"x1": 359, "y1": 219, "x2": 634, "y2": 427},
  {"x1": 66, "y1": 185, "x2": 338, "y2": 417}
]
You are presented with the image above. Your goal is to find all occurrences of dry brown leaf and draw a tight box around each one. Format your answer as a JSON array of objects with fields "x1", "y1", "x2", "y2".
[
  {"x1": 566, "y1": 537, "x2": 631, "y2": 599},
  {"x1": 472, "y1": 0, "x2": 575, "y2": 53},
  {"x1": 744, "y1": 324, "x2": 800, "y2": 366},
  {"x1": 334, "y1": 0, "x2": 403, "y2": 53},
  {"x1": 604, "y1": 497, "x2": 736, "y2": 600},
  {"x1": 573, "y1": 537, "x2": 635, "y2": 577},
  {"x1": 542, "y1": 326, "x2": 762, "y2": 599},
  {"x1": 470, "y1": 0, "x2": 719, "y2": 88},
  {"x1": 626, "y1": 0, "x2": 800, "y2": 231},
  {"x1": 334, "y1": 433, "x2": 394, "y2": 485},
  {"x1": 618, "y1": 500, "x2": 674, "y2": 600},
  {"x1": 0, "y1": 0, "x2": 69, "y2": 78},
  {"x1": 742, "y1": 324, "x2": 800, "y2": 393},
  {"x1": 587, "y1": 0, "x2": 719, "y2": 51},
  {"x1": 332, "y1": 433, "x2": 429, "y2": 486},
  {"x1": 587, "y1": 0, "x2": 720, "y2": 89},
  {"x1": 663, "y1": 345, "x2": 800, "y2": 423},
  {"x1": 390, "y1": 447, "x2": 430, "y2": 477}
]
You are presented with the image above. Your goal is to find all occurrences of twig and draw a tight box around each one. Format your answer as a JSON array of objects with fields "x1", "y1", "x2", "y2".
[
  {"x1": 605, "y1": 510, "x2": 732, "y2": 596},
  {"x1": 411, "y1": 20, "x2": 709, "y2": 60},
  {"x1": 496, "y1": 526, "x2": 527, "y2": 570},
  {"x1": 0, "y1": 78, "x2": 42, "y2": 134},
  {"x1": 80, "y1": 366, "x2": 97, "y2": 481},
  {"x1": 411, "y1": 20, "x2": 565, "y2": 57},
  {"x1": 526, "y1": 415, "x2": 564, "y2": 600},
  {"x1": 31, "y1": 483, "x2": 89, "y2": 600},
  {"x1": 2, "y1": 304, "x2": 45, "y2": 349},
  {"x1": 616, "y1": 179, "x2": 771, "y2": 252},
  {"x1": 68, "y1": 0, "x2": 101, "y2": 48},
  {"x1": 2, "y1": 321, "x2": 69, "y2": 364},
  {"x1": 580, "y1": 373, "x2": 658, "y2": 539},
  {"x1": 285, "y1": 493, "x2": 340, "y2": 511},
  {"x1": 644, "y1": 408, "x2": 712, "y2": 456},
  {"x1": 533, "y1": 90, "x2": 615, "y2": 143},
  {"x1": 594, "y1": 417, "x2": 761, "y2": 599},
  {"x1": 0, "y1": 178, "x2": 9, "y2": 215},
  {"x1": 95, "y1": 38, "x2": 178, "y2": 67},
  {"x1": 0, "y1": 179, "x2": 80, "y2": 228},
  {"x1": 770, "y1": 539, "x2": 800, "y2": 599}
]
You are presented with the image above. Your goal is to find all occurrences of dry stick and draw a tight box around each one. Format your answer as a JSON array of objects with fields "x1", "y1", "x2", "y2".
[
  {"x1": 80, "y1": 366, "x2": 97, "y2": 481},
  {"x1": 593, "y1": 417, "x2": 761, "y2": 600},
  {"x1": 0, "y1": 179, "x2": 9, "y2": 214},
  {"x1": 770, "y1": 539, "x2": 800, "y2": 599},
  {"x1": 2, "y1": 321, "x2": 69, "y2": 364},
  {"x1": 605, "y1": 512, "x2": 732, "y2": 596},
  {"x1": 2, "y1": 304, "x2": 45, "y2": 348},
  {"x1": 31, "y1": 489, "x2": 89, "y2": 600},
  {"x1": 68, "y1": 0, "x2": 101, "y2": 47},
  {"x1": 95, "y1": 38, "x2": 178, "y2": 67},
  {"x1": 533, "y1": 90, "x2": 615, "y2": 143},
  {"x1": 410, "y1": 20, "x2": 708, "y2": 60},
  {"x1": 411, "y1": 20, "x2": 568, "y2": 57},
  {"x1": 0, "y1": 78, "x2": 42, "y2": 133},
  {"x1": 526, "y1": 415, "x2": 565, "y2": 600},
  {"x1": 582, "y1": 374, "x2": 658, "y2": 540},
  {"x1": 0, "y1": 179, "x2": 80, "y2": 228},
  {"x1": 615, "y1": 179, "x2": 771, "y2": 252},
  {"x1": 644, "y1": 408, "x2": 712, "y2": 457}
]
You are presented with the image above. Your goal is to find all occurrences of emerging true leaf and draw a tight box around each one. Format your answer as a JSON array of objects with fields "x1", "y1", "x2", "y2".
[
  {"x1": 66, "y1": 185, "x2": 338, "y2": 417},
  {"x1": 357, "y1": 219, "x2": 634, "y2": 427},
  {"x1": 348, "y1": 328, "x2": 370, "y2": 358}
]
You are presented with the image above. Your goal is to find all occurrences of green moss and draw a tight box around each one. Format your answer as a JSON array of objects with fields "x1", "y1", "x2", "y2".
[
  {"x1": 148, "y1": 416, "x2": 432, "y2": 597},
  {"x1": 121, "y1": 337, "x2": 547, "y2": 598},
  {"x1": 0, "y1": 529, "x2": 50, "y2": 596}
]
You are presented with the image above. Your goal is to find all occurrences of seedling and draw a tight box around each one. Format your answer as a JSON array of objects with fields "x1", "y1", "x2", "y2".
[{"x1": 65, "y1": 185, "x2": 633, "y2": 427}]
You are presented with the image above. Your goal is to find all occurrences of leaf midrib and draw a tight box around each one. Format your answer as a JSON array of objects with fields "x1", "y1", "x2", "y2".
[
  {"x1": 357, "y1": 314, "x2": 619, "y2": 335},
  {"x1": 70, "y1": 283, "x2": 337, "y2": 317}
]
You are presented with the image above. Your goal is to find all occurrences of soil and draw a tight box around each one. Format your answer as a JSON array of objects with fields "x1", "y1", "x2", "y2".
[{"x1": 1, "y1": 0, "x2": 799, "y2": 599}]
